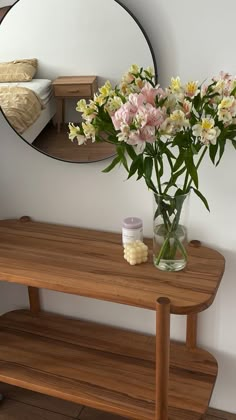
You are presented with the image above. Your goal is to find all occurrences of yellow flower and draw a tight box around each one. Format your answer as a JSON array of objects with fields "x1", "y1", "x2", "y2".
[
  {"x1": 185, "y1": 81, "x2": 199, "y2": 97},
  {"x1": 170, "y1": 77, "x2": 182, "y2": 93},
  {"x1": 76, "y1": 99, "x2": 87, "y2": 113},
  {"x1": 129, "y1": 64, "x2": 140, "y2": 74},
  {"x1": 201, "y1": 118, "x2": 214, "y2": 130},
  {"x1": 68, "y1": 123, "x2": 86, "y2": 145},
  {"x1": 94, "y1": 94, "x2": 106, "y2": 106},
  {"x1": 105, "y1": 96, "x2": 123, "y2": 113},
  {"x1": 99, "y1": 81, "x2": 113, "y2": 97},
  {"x1": 146, "y1": 66, "x2": 155, "y2": 77},
  {"x1": 218, "y1": 96, "x2": 235, "y2": 109},
  {"x1": 82, "y1": 122, "x2": 96, "y2": 142}
]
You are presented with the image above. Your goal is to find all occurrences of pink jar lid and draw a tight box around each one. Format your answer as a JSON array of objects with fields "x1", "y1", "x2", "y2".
[{"x1": 122, "y1": 217, "x2": 143, "y2": 229}]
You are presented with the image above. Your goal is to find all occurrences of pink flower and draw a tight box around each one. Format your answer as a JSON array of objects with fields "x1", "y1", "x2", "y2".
[
  {"x1": 141, "y1": 82, "x2": 159, "y2": 105},
  {"x1": 112, "y1": 102, "x2": 135, "y2": 130},
  {"x1": 127, "y1": 126, "x2": 156, "y2": 153},
  {"x1": 213, "y1": 71, "x2": 232, "y2": 81},
  {"x1": 128, "y1": 93, "x2": 145, "y2": 109},
  {"x1": 146, "y1": 104, "x2": 166, "y2": 127}
]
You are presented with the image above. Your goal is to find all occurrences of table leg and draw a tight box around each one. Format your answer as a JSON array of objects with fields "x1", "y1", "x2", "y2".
[
  {"x1": 28, "y1": 287, "x2": 40, "y2": 314},
  {"x1": 186, "y1": 313, "x2": 198, "y2": 349},
  {"x1": 155, "y1": 297, "x2": 170, "y2": 420},
  {"x1": 56, "y1": 98, "x2": 63, "y2": 133}
]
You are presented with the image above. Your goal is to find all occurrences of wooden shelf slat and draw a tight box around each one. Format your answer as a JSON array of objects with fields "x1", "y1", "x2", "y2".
[
  {"x1": 0, "y1": 310, "x2": 218, "y2": 420},
  {"x1": 0, "y1": 219, "x2": 225, "y2": 314}
]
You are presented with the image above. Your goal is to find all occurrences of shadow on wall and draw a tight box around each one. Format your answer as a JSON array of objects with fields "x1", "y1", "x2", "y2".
[
  {"x1": 0, "y1": 281, "x2": 28, "y2": 314},
  {"x1": 210, "y1": 350, "x2": 236, "y2": 413}
]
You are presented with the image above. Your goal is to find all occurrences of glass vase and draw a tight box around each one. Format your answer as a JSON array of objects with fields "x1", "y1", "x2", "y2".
[{"x1": 153, "y1": 189, "x2": 190, "y2": 271}]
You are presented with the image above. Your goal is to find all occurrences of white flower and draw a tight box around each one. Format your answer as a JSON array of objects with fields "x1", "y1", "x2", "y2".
[
  {"x1": 217, "y1": 96, "x2": 236, "y2": 124},
  {"x1": 192, "y1": 118, "x2": 220, "y2": 145},
  {"x1": 184, "y1": 81, "x2": 200, "y2": 98},
  {"x1": 117, "y1": 124, "x2": 130, "y2": 142},
  {"x1": 169, "y1": 110, "x2": 189, "y2": 130},
  {"x1": 218, "y1": 96, "x2": 235, "y2": 109}
]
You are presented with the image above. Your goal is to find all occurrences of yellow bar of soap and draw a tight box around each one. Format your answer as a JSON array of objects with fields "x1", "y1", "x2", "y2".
[{"x1": 124, "y1": 240, "x2": 148, "y2": 265}]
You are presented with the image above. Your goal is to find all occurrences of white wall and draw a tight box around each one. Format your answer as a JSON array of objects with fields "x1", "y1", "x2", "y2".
[{"x1": 1, "y1": 0, "x2": 236, "y2": 413}]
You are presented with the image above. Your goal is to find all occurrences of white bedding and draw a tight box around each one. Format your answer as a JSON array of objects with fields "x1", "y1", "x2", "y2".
[
  {"x1": 0, "y1": 79, "x2": 52, "y2": 106},
  {"x1": 23, "y1": 96, "x2": 56, "y2": 144}
]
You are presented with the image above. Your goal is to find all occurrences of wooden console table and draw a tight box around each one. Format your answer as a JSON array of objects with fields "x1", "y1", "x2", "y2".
[
  {"x1": 0, "y1": 218, "x2": 225, "y2": 419},
  {"x1": 52, "y1": 76, "x2": 98, "y2": 133}
]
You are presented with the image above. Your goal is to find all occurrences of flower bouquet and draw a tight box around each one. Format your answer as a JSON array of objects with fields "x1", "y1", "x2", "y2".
[{"x1": 69, "y1": 65, "x2": 236, "y2": 271}]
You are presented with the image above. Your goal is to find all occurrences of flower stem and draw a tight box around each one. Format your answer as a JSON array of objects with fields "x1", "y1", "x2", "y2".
[{"x1": 154, "y1": 158, "x2": 162, "y2": 194}]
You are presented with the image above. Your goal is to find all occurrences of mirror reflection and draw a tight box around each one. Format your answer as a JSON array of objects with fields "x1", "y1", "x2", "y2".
[{"x1": 0, "y1": 0, "x2": 156, "y2": 163}]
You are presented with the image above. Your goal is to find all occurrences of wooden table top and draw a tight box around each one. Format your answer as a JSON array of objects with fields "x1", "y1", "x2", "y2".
[
  {"x1": 0, "y1": 218, "x2": 225, "y2": 314},
  {"x1": 52, "y1": 76, "x2": 97, "y2": 85}
]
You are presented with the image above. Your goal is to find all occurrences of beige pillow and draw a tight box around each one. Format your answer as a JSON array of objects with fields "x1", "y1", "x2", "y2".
[{"x1": 0, "y1": 58, "x2": 38, "y2": 82}]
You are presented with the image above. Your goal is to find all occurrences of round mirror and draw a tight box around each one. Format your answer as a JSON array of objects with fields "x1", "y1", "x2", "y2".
[{"x1": 0, "y1": 0, "x2": 157, "y2": 163}]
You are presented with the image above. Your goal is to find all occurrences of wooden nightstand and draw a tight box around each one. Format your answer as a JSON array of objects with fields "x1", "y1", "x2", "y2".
[{"x1": 52, "y1": 76, "x2": 98, "y2": 133}]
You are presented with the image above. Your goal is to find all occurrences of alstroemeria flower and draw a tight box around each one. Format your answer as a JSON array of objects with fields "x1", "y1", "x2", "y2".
[
  {"x1": 127, "y1": 125, "x2": 156, "y2": 153},
  {"x1": 217, "y1": 96, "x2": 236, "y2": 124},
  {"x1": 184, "y1": 81, "x2": 199, "y2": 98},
  {"x1": 170, "y1": 77, "x2": 182, "y2": 93},
  {"x1": 68, "y1": 123, "x2": 86, "y2": 145},
  {"x1": 94, "y1": 93, "x2": 106, "y2": 107},
  {"x1": 112, "y1": 102, "x2": 136, "y2": 130},
  {"x1": 141, "y1": 82, "x2": 159, "y2": 105},
  {"x1": 76, "y1": 99, "x2": 87, "y2": 113},
  {"x1": 117, "y1": 124, "x2": 131, "y2": 142},
  {"x1": 99, "y1": 81, "x2": 113, "y2": 97},
  {"x1": 192, "y1": 118, "x2": 220, "y2": 145},
  {"x1": 182, "y1": 99, "x2": 192, "y2": 116},
  {"x1": 105, "y1": 96, "x2": 123, "y2": 115},
  {"x1": 82, "y1": 122, "x2": 96, "y2": 142},
  {"x1": 128, "y1": 93, "x2": 145, "y2": 109},
  {"x1": 170, "y1": 110, "x2": 189, "y2": 131}
]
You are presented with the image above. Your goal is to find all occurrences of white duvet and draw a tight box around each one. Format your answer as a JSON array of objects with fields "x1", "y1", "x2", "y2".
[{"x1": 0, "y1": 79, "x2": 53, "y2": 106}]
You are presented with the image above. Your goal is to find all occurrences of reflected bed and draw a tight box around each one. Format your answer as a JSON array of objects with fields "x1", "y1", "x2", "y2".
[{"x1": 0, "y1": 79, "x2": 56, "y2": 144}]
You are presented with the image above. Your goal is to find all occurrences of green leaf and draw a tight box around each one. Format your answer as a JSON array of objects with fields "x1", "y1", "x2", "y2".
[
  {"x1": 191, "y1": 187, "x2": 210, "y2": 212},
  {"x1": 117, "y1": 145, "x2": 129, "y2": 172},
  {"x1": 145, "y1": 143, "x2": 155, "y2": 157},
  {"x1": 157, "y1": 155, "x2": 164, "y2": 177},
  {"x1": 127, "y1": 155, "x2": 143, "y2": 179},
  {"x1": 172, "y1": 132, "x2": 188, "y2": 147},
  {"x1": 102, "y1": 155, "x2": 121, "y2": 173},
  {"x1": 125, "y1": 144, "x2": 137, "y2": 160},
  {"x1": 184, "y1": 152, "x2": 198, "y2": 188},
  {"x1": 173, "y1": 153, "x2": 184, "y2": 172},
  {"x1": 209, "y1": 143, "x2": 218, "y2": 165},
  {"x1": 145, "y1": 177, "x2": 157, "y2": 192},
  {"x1": 170, "y1": 166, "x2": 186, "y2": 185},
  {"x1": 215, "y1": 137, "x2": 226, "y2": 166},
  {"x1": 144, "y1": 157, "x2": 153, "y2": 181},
  {"x1": 231, "y1": 139, "x2": 236, "y2": 150}
]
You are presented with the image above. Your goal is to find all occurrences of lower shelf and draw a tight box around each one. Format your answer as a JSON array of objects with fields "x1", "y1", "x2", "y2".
[{"x1": 0, "y1": 310, "x2": 217, "y2": 420}]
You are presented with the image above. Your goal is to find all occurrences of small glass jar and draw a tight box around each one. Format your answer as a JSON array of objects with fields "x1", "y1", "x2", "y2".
[{"x1": 122, "y1": 217, "x2": 143, "y2": 245}]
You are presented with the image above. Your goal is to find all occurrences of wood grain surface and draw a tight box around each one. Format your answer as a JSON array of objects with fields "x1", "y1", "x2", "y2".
[
  {"x1": 0, "y1": 383, "x2": 235, "y2": 420},
  {"x1": 0, "y1": 219, "x2": 225, "y2": 314},
  {"x1": 0, "y1": 310, "x2": 218, "y2": 420}
]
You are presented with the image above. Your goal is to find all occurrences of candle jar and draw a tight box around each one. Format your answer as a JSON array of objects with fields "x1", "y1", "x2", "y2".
[{"x1": 122, "y1": 217, "x2": 143, "y2": 245}]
